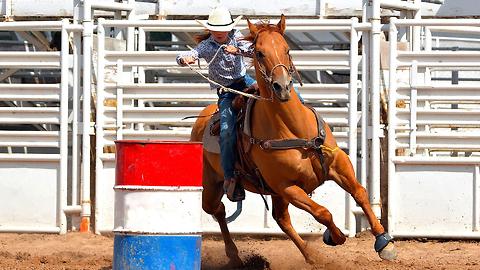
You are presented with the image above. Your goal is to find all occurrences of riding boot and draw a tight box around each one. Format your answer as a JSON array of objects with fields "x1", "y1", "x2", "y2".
[{"x1": 224, "y1": 177, "x2": 245, "y2": 202}]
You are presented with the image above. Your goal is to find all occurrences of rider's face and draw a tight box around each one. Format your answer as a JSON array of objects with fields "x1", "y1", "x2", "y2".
[{"x1": 210, "y1": 30, "x2": 229, "y2": 44}]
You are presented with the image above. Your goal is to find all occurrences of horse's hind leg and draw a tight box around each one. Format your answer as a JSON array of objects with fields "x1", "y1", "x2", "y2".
[
  {"x1": 275, "y1": 185, "x2": 346, "y2": 263},
  {"x1": 329, "y1": 150, "x2": 397, "y2": 260},
  {"x1": 202, "y1": 160, "x2": 243, "y2": 267}
]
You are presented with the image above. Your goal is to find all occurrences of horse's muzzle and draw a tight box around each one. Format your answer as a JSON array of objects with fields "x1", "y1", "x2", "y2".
[{"x1": 272, "y1": 80, "x2": 293, "y2": 102}]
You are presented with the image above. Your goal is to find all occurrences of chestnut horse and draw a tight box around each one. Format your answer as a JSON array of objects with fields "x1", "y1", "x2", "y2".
[{"x1": 190, "y1": 15, "x2": 397, "y2": 267}]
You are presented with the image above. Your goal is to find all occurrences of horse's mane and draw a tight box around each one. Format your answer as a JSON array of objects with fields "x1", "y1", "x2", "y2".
[{"x1": 243, "y1": 21, "x2": 282, "y2": 43}]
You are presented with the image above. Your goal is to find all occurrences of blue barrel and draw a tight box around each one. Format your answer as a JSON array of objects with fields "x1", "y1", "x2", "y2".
[{"x1": 113, "y1": 235, "x2": 201, "y2": 269}]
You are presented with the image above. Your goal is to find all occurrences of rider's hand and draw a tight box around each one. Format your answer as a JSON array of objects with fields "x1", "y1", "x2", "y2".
[
  {"x1": 224, "y1": 45, "x2": 239, "y2": 55},
  {"x1": 180, "y1": 56, "x2": 196, "y2": 65}
]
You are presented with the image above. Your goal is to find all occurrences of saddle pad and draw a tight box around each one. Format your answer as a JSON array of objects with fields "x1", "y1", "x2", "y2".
[{"x1": 202, "y1": 113, "x2": 220, "y2": 154}]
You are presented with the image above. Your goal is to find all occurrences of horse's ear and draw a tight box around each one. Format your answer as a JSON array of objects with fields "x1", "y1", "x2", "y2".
[
  {"x1": 277, "y1": 14, "x2": 286, "y2": 35},
  {"x1": 247, "y1": 18, "x2": 258, "y2": 36}
]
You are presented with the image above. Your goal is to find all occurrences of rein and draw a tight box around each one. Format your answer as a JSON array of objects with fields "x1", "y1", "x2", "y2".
[{"x1": 184, "y1": 44, "x2": 271, "y2": 101}]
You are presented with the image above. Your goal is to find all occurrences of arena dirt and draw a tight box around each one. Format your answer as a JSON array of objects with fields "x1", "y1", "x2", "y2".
[{"x1": 0, "y1": 231, "x2": 479, "y2": 269}]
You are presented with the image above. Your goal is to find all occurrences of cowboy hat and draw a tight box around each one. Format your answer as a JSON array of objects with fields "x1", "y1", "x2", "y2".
[{"x1": 196, "y1": 6, "x2": 242, "y2": 32}]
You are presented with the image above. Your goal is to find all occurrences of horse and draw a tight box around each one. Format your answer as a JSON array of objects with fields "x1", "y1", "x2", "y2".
[{"x1": 190, "y1": 15, "x2": 397, "y2": 267}]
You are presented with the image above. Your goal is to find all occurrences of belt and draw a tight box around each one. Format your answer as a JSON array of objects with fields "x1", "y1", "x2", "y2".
[{"x1": 216, "y1": 77, "x2": 246, "y2": 95}]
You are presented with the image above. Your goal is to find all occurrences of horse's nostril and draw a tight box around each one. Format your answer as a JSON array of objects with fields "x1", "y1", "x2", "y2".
[{"x1": 272, "y1": 82, "x2": 282, "y2": 92}]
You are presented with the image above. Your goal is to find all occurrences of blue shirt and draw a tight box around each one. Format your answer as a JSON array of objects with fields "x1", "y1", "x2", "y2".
[{"x1": 176, "y1": 30, "x2": 253, "y2": 90}]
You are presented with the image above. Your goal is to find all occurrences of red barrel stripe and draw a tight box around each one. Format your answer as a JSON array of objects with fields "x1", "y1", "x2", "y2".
[{"x1": 115, "y1": 141, "x2": 203, "y2": 186}]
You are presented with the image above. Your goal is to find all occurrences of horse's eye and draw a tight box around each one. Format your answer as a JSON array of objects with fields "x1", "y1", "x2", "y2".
[{"x1": 256, "y1": 51, "x2": 264, "y2": 59}]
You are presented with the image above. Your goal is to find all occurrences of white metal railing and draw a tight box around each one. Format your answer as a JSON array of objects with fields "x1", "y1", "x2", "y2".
[
  {"x1": 0, "y1": 52, "x2": 60, "y2": 68},
  {"x1": 389, "y1": 18, "x2": 480, "y2": 157},
  {"x1": 104, "y1": 83, "x2": 352, "y2": 104},
  {"x1": 0, "y1": 20, "x2": 79, "y2": 234},
  {"x1": 0, "y1": 131, "x2": 60, "y2": 147},
  {"x1": 103, "y1": 50, "x2": 354, "y2": 70},
  {"x1": 388, "y1": 18, "x2": 480, "y2": 238},
  {"x1": 0, "y1": 84, "x2": 60, "y2": 101},
  {"x1": 397, "y1": 51, "x2": 480, "y2": 68}
]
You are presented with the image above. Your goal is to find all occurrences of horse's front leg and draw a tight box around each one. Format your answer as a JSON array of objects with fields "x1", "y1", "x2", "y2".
[
  {"x1": 202, "y1": 164, "x2": 243, "y2": 267},
  {"x1": 271, "y1": 196, "x2": 318, "y2": 264},
  {"x1": 273, "y1": 186, "x2": 346, "y2": 264},
  {"x1": 329, "y1": 149, "x2": 397, "y2": 260}
]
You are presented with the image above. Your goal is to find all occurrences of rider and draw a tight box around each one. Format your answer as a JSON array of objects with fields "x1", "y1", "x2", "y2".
[
  {"x1": 176, "y1": 6, "x2": 252, "y2": 202},
  {"x1": 177, "y1": 6, "x2": 304, "y2": 202}
]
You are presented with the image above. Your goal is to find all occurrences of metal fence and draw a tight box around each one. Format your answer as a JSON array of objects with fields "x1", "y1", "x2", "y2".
[
  {"x1": 388, "y1": 18, "x2": 480, "y2": 238},
  {"x1": 0, "y1": 20, "x2": 80, "y2": 234}
]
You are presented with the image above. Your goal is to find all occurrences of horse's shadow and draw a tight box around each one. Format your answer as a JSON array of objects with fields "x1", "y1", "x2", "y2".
[{"x1": 202, "y1": 254, "x2": 271, "y2": 270}]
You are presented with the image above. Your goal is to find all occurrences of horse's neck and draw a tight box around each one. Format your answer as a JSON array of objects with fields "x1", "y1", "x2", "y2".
[{"x1": 255, "y1": 90, "x2": 315, "y2": 139}]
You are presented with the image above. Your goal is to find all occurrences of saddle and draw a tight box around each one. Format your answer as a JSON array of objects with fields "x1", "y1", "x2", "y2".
[
  {"x1": 206, "y1": 86, "x2": 275, "y2": 198},
  {"x1": 209, "y1": 86, "x2": 253, "y2": 137}
]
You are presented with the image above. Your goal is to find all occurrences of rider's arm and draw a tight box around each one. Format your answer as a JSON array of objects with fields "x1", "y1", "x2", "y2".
[
  {"x1": 176, "y1": 50, "x2": 198, "y2": 66},
  {"x1": 176, "y1": 41, "x2": 209, "y2": 66}
]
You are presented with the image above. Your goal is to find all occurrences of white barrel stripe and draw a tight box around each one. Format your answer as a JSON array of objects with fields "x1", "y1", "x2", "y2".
[{"x1": 114, "y1": 189, "x2": 202, "y2": 234}]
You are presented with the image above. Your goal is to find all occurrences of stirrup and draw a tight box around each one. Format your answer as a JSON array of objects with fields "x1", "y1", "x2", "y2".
[{"x1": 225, "y1": 178, "x2": 245, "y2": 202}]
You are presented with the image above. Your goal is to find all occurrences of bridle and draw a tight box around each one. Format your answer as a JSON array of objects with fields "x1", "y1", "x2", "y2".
[{"x1": 252, "y1": 29, "x2": 303, "y2": 93}]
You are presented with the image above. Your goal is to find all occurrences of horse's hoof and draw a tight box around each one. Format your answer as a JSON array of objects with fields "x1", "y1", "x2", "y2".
[
  {"x1": 374, "y1": 232, "x2": 394, "y2": 252},
  {"x1": 378, "y1": 242, "x2": 397, "y2": 261},
  {"x1": 322, "y1": 229, "x2": 337, "y2": 246}
]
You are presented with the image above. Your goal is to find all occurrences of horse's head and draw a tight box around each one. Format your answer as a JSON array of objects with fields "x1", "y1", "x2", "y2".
[{"x1": 247, "y1": 15, "x2": 295, "y2": 102}]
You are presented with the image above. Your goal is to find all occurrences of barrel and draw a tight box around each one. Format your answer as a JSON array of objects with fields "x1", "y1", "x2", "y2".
[{"x1": 112, "y1": 140, "x2": 203, "y2": 270}]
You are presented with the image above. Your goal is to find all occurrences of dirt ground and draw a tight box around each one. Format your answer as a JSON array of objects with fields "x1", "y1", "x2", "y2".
[{"x1": 0, "y1": 231, "x2": 479, "y2": 270}]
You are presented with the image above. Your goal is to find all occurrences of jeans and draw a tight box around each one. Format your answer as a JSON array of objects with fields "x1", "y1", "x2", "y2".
[
  {"x1": 218, "y1": 78, "x2": 247, "y2": 180},
  {"x1": 244, "y1": 73, "x2": 256, "y2": 87}
]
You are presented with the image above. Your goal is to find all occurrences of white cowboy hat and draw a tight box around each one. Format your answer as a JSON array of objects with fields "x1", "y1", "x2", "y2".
[{"x1": 196, "y1": 6, "x2": 242, "y2": 32}]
